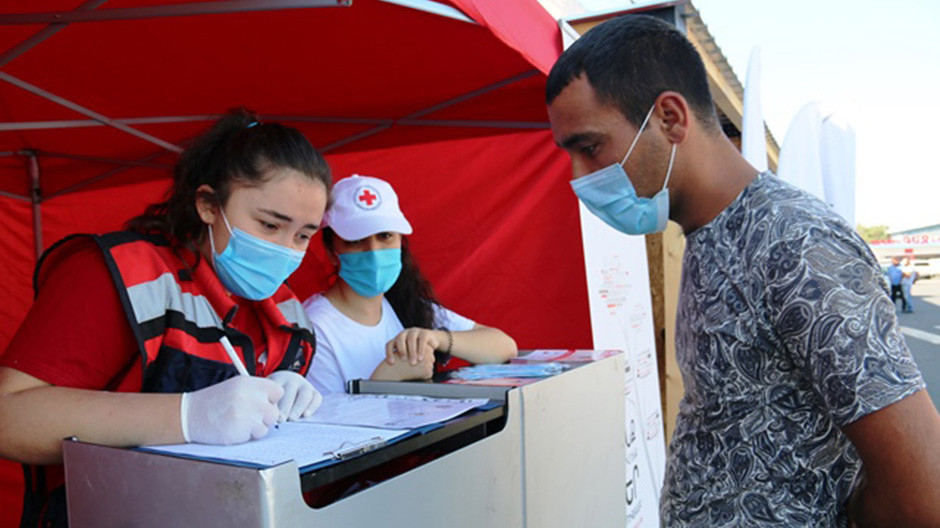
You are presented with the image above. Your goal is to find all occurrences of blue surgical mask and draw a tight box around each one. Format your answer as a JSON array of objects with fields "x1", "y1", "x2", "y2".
[
  {"x1": 570, "y1": 104, "x2": 677, "y2": 235},
  {"x1": 338, "y1": 248, "x2": 403, "y2": 298},
  {"x1": 210, "y1": 210, "x2": 305, "y2": 300}
]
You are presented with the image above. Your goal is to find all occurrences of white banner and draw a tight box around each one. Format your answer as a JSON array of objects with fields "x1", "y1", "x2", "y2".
[
  {"x1": 742, "y1": 46, "x2": 768, "y2": 171},
  {"x1": 577, "y1": 202, "x2": 666, "y2": 527}
]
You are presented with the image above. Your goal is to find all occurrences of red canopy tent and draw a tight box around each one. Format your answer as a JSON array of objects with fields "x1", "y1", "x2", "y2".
[{"x1": 0, "y1": 0, "x2": 592, "y2": 522}]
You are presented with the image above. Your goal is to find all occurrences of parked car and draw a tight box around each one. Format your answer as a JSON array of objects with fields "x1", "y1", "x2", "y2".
[{"x1": 913, "y1": 260, "x2": 934, "y2": 280}]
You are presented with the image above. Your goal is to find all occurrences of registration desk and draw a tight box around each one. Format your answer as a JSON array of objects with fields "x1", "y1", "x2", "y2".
[{"x1": 63, "y1": 354, "x2": 626, "y2": 527}]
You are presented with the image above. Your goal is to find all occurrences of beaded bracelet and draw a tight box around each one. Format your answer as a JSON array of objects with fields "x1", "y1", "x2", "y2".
[{"x1": 442, "y1": 328, "x2": 454, "y2": 355}]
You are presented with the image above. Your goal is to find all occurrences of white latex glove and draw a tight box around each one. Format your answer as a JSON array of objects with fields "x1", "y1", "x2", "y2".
[
  {"x1": 266, "y1": 370, "x2": 323, "y2": 422},
  {"x1": 180, "y1": 376, "x2": 283, "y2": 445}
]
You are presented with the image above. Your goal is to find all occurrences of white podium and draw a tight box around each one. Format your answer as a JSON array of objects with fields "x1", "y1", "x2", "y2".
[{"x1": 64, "y1": 355, "x2": 626, "y2": 527}]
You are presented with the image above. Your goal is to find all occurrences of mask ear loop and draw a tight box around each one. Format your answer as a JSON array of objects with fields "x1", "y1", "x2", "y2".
[
  {"x1": 620, "y1": 104, "x2": 658, "y2": 166},
  {"x1": 661, "y1": 143, "x2": 678, "y2": 191},
  {"x1": 208, "y1": 203, "x2": 234, "y2": 257},
  {"x1": 208, "y1": 224, "x2": 217, "y2": 256},
  {"x1": 218, "y1": 206, "x2": 234, "y2": 235}
]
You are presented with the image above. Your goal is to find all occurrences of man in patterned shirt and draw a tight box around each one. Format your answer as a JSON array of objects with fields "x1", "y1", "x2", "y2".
[{"x1": 546, "y1": 13, "x2": 940, "y2": 528}]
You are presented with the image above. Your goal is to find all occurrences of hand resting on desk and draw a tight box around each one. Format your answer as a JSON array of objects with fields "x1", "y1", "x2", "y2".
[
  {"x1": 384, "y1": 327, "x2": 442, "y2": 366},
  {"x1": 370, "y1": 347, "x2": 435, "y2": 382},
  {"x1": 267, "y1": 370, "x2": 324, "y2": 422}
]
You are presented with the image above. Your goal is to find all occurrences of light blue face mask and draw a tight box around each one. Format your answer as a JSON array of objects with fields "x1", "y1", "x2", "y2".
[
  {"x1": 210, "y1": 210, "x2": 305, "y2": 300},
  {"x1": 337, "y1": 248, "x2": 403, "y2": 298},
  {"x1": 570, "y1": 104, "x2": 677, "y2": 235}
]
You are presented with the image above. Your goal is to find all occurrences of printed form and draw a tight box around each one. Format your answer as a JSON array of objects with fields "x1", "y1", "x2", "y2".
[{"x1": 142, "y1": 394, "x2": 488, "y2": 468}]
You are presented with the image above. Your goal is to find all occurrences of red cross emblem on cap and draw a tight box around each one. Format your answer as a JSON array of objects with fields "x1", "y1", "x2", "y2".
[{"x1": 355, "y1": 185, "x2": 381, "y2": 209}]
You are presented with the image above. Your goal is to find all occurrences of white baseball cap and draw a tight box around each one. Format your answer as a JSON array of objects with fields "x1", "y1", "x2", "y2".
[{"x1": 323, "y1": 174, "x2": 413, "y2": 240}]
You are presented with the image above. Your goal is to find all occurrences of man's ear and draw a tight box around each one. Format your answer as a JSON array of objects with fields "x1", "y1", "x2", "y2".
[
  {"x1": 195, "y1": 184, "x2": 218, "y2": 225},
  {"x1": 655, "y1": 91, "x2": 691, "y2": 145}
]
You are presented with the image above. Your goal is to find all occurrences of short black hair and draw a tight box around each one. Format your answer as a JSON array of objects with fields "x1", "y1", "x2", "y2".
[{"x1": 546, "y1": 14, "x2": 718, "y2": 131}]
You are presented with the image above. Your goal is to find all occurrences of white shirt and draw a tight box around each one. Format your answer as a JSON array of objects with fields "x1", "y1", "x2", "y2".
[
  {"x1": 303, "y1": 294, "x2": 475, "y2": 394},
  {"x1": 901, "y1": 264, "x2": 916, "y2": 285}
]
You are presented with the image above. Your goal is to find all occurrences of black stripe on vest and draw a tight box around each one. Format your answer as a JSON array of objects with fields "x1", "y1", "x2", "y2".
[
  {"x1": 138, "y1": 310, "x2": 226, "y2": 343},
  {"x1": 141, "y1": 345, "x2": 241, "y2": 394}
]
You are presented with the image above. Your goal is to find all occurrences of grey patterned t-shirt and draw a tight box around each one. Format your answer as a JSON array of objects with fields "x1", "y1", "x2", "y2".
[{"x1": 660, "y1": 173, "x2": 924, "y2": 527}]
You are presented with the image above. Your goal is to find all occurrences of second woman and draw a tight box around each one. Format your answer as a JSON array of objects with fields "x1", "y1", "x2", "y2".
[{"x1": 304, "y1": 174, "x2": 517, "y2": 394}]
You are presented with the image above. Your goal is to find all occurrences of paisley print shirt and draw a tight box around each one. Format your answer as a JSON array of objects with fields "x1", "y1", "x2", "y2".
[{"x1": 660, "y1": 173, "x2": 924, "y2": 527}]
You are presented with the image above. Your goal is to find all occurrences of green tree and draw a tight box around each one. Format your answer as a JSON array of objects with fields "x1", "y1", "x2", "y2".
[{"x1": 856, "y1": 224, "x2": 890, "y2": 242}]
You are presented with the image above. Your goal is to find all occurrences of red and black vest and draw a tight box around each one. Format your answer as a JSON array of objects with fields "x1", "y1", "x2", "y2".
[
  {"x1": 87, "y1": 231, "x2": 315, "y2": 392},
  {"x1": 22, "y1": 231, "x2": 315, "y2": 527}
]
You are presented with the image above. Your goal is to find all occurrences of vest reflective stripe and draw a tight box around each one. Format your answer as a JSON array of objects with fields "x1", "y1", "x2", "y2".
[
  {"x1": 276, "y1": 297, "x2": 313, "y2": 330},
  {"x1": 127, "y1": 272, "x2": 223, "y2": 330},
  {"x1": 90, "y1": 232, "x2": 314, "y2": 391}
]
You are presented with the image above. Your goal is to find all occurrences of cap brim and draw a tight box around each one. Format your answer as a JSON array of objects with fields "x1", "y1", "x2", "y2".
[{"x1": 329, "y1": 215, "x2": 413, "y2": 240}]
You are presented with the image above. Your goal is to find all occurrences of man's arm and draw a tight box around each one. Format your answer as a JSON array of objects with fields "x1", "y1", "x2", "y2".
[{"x1": 843, "y1": 390, "x2": 940, "y2": 527}]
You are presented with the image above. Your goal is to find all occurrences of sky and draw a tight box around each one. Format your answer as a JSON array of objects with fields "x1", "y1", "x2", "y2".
[{"x1": 543, "y1": 0, "x2": 940, "y2": 232}]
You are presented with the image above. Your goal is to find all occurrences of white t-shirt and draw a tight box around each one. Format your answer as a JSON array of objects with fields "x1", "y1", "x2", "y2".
[
  {"x1": 901, "y1": 264, "x2": 916, "y2": 285},
  {"x1": 303, "y1": 294, "x2": 476, "y2": 394}
]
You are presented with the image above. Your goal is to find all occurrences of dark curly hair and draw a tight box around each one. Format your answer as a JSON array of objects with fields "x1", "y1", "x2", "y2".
[{"x1": 126, "y1": 108, "x2": 332, "y2": 251}]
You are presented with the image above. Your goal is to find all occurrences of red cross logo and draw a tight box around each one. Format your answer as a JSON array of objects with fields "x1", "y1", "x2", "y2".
[
  {"x1": 354, "y1": 186, "x2": 381, "y2": 209},
  {"x1": 358, "y1": 189, "x2": 377, "y2": 206}
]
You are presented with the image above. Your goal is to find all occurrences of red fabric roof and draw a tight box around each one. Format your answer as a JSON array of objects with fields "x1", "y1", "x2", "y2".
[{"x1": 0, "y1": 2, "x2": 585, "y2": 523}]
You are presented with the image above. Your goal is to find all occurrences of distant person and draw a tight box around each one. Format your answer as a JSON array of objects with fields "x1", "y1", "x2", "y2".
[
  {"x1": 886, "y1": 256, "x2": 908, "y2": 311},
  {"x1": 0, "y1": 110, "x2": 329, "y2": 527},
  {"x1": 545, "y1": 14, "x2": 940, "y2": 527},
  {"x1": 901, "y1": 257, "x2": 917, "y2": 313},
  {"x1": 304, "y1": 175, "x2": 517, "y2": 395}
]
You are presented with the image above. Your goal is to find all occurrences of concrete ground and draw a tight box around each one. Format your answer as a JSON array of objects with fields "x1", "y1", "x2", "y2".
[{"x1": 893, "y1": 276, "x2": 940, "y2": 410}]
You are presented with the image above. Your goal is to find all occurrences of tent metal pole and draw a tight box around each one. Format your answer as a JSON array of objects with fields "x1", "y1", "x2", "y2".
[
  {"x1": 26, "y1": 151, "x2": 43, "y2": 259},
  {"x1": 0, "y1": 120, "x2": 147, "y2": 131},
  {"x1": 43, "y1": 151, "x2": 170, "y2": 200},
  {"x1": 0, "y1": 115, "x2": 216, "y2": 131},
  {"x1": 270, "y1": 115, "x2": 547, "y2": 129},
  {"x1": 263, "y1": 115, "x2": 392, "y2": 126},
  {"x1": 32, "y1": 151, "x2": 172, "y2": 169},
  {"x1": 322, "y1": 124, "x2": 393, "y2": 153},
  {"x1": 0, "y1": 0, "x2": 109, "y2": 68},
  {"x1": 397, "y1": 119, "x2": 547, "y2": 129},
  {"x1": 0, "y1": 71, "x2": 184, "y2": 153},
  {"x1": 0, "y1": 0, "x2": 350, "y2": 25},
  {"x1": 0, "y1": 114, "x2": 379, "y2": 132},
  {"x1": 377, "y1": 0, "x2": 475, "y2": 23},
  {"x1": 321, "y1": 70, "x2": 541, "y2": 152},
  {"x1": 0, "y1": 191, "x2": 31, "y2": 201},
  {"x1": 406, "y1": 70, "x2": 540, "y2": 119},
  {"x1": 0, "y1": 115, "x2": 548, "y2": 132}
]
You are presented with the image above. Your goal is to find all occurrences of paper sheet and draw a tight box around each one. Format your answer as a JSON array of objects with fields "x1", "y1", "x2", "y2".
[
  {"x1": 447, "y1": 363, "x2": 567, "y2": 380},
  {"x1": 510, "y1": 349, "x2": 621, "y2": 364},
  {"x1": 142, "y1": 422, "x2": 409, "y2": 468},
  {"x1": 301, "y1": 393, "x2": 489, "y2": 430}
]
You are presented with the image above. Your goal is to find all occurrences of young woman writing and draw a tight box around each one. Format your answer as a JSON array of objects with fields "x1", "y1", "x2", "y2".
[{"x1": 0, "y1": 109, "x2": 331, "y2": 526}]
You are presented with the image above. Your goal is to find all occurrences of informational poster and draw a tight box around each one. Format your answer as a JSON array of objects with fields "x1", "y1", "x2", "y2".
[{"x1": 577, "y1": 202, "x2": 666, "y2": 528}]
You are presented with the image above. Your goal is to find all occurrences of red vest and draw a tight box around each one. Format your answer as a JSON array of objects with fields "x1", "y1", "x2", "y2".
[
  {"x1": 21, "y1": 231, "x2": 317, "y2": 528},
  {"x1": 37, "y1": 231, "x2": 316, "y2": 392}
]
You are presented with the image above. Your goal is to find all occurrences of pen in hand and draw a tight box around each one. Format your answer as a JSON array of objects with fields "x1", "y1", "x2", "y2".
[
  {"x1": 219, "y1": 335, "x2": 282, "y2": 428},
  {"x1": 220, "y1": 335, "x2": 250, "y2": 377}
]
